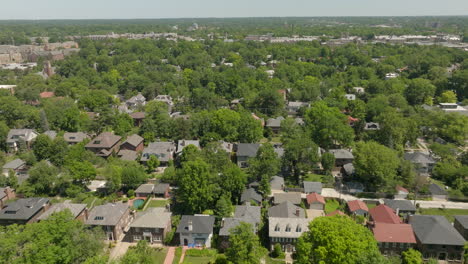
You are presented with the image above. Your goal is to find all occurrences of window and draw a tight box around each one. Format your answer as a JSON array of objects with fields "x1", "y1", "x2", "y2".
[
  {"x1": 285, "y1": 225, "x2": 291, "y2": 232},
  {"x1": 296, "y1": 225, "x2": 302, "y2": 232},
  {"x1": 134, "y1": 235, "x2": 142, "y2": 241},
  {"x1": 274, "y1": 224, "x2": 280, "y2": 232},
  {"x1": 155, "y1": 236, "x2": 162, "y2": 241},
  {"x1": 94, "y1": 216, "x2": 104, "y2": 220},
  {"x1": 94, "y1": 140, "x2": 101, "y2": 144},
  {"x1": 135, "y1": 228, "x2": 140, "y2": 232}
]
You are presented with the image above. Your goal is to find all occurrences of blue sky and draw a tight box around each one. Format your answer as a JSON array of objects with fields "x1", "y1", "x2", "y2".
[{"x1": 2, "y1": 0, "x2": 468, "y2": 19}]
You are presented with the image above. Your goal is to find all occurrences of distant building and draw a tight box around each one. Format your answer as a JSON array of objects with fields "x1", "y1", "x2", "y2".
[
  {"x1": 328, "y1": 149, "x2": 354, "y2": 167},
  {"x1": 37, "y1": 203, "x2": 88, "y2": 222},
  {"x1": 0, "y1": 187, "x2": 16, "y2": 208},
  {"x1": 0, "y1": 198, "x2": 50, "y2": 225},
  {"x1": 306, "y1": 193, "x2": 325, "y2": 210},
  {"x1": 85, "y1": 203, "x2": 132, "y2": 241},
  {"x1": 120, "y1": 134, "x2": 144, "y2": 152},
  {"x1": 347, "y1": 200, "x2": 368, "y2": 216},
  {"x1": 404, "y1": 152, "x2": 436, "y2": 174},
  {"x1": 6, "y1": 129, "x2": 38, "y2": 152},
  {"x1": 176, "y1": 140, "x2": 200, "y2": 154},
  {"x1": 85, "y1": 132, "x2": 121, "y2": 158},
  {"x1": 303, "y1": 181, "x2": 322, "y2": 194},
  {"x1": 369, "y1": 204, "x2": 401, "y2": 224},
  {"x1": 236, "y1": 143, "x2": 260, "y2": 168},
  {"x1": 141, "y1": 142, "x2": 176, "y2": 166},
  {"x1": 2, "y1": 159, "x2": 27, "y2": 177},
  {"x1": 428, "y1": 184, "x2": 448, "y2": 201},
  {"x1": 273, "y1": 192, "x2": 302, "y2": 205}
]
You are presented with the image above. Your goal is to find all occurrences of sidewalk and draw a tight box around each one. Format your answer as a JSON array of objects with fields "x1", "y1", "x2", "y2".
[{"x1": 163, "y1": 247, "x2": 175, "y2": 264}]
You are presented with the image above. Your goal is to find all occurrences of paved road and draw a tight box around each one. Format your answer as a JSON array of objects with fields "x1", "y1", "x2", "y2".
[{"x1": 322, "y1": 188, "x2": 468, "y2": 209}]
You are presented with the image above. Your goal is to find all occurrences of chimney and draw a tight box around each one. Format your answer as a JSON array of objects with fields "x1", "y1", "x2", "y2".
[
  {"x1": 396, "y1": 208, "x2": 400, "y2": 216},
  {"x1": 188, "y1": 219, "x2": 193, "y2": 231},
  {"x1": 295, "y1": 208, "x2": 300, "y2": 216}
]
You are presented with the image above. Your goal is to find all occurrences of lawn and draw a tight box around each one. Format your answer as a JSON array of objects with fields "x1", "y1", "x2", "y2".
[
  {"x1": 366, "y1": 203, "x2": 377, "y2": 209},
  {"x1": 419, "y1": 208, "x2": 468, "y2": 222},
  {"x1": 182, "y1": 256, "x2": 215, "y2": 264},
  {"x1": 325, "y1": 199, "x2": 341, "y2": 214},
  {"x1": 172, "y1": 247, "x2": 182, "y2": 264},
  {"x1": 265, "y1": 257, "x2": 285, "y2": 264},
  {"x1": 147, "y1": 199, "x2": 169, "y2": 208},
  {"x1": 151, "y1": 247, "x2": 168, "y2": 263}
]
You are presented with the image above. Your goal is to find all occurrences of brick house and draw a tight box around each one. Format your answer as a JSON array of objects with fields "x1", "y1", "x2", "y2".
[
  {"x1": 371, "y1": 223, "x2": 417, "y2": 256},
  {"x1": 128, "y1": 208, "x2": 172, "y2": 244},
  {"x1": 85, "y1": 132, "x2": 121, "y2": 158},
  {"x1": 85, "y1": 203, "x2": 132, "y2": 241},
  {"x1": 306, "y1": 193, "x2": 325, "y2": 210},
  {"x1": 120, "y1": 134, "x2": 144, "y2": 152},
  {"x1": 0, "y1": 187, "x2": 16, "y2": 208}
]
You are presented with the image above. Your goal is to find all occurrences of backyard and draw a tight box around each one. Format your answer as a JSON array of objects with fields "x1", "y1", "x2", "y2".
[{"x1": 147, "y1": 199, "x2": 170, "y2": 208}]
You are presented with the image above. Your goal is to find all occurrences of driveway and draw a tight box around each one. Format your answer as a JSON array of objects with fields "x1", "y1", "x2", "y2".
[{"x1": 109, "y1": 241, "x2": 136, "y2": 260}]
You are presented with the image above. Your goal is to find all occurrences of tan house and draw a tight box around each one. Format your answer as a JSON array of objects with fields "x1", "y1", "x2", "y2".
[
  {"x1": 128, "y1": 208, "x2": 172, "y2": 244},
  {"x1": 85, "y1": 203, "x2": 132, "y2": 241},
  {"x1": 85, "y1": 132, "x2": 121, "y2": 158}
]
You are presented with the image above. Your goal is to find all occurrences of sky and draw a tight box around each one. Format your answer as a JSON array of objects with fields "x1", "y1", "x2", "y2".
[{"x1": 1, "y1": 0, "x2": 468, "y2": 20}]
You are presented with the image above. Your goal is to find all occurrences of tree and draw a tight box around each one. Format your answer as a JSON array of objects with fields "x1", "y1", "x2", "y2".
[
  {"x1": 305, "y1": 101, "x2": 354, "y2": 149},
  {"x1": 67, "y1": 161, "x2": 97, "y2": 183},
  {"x1": 177, "y1": 160, "x2": 218, "y2": 214},
  {"x1": 146, "y1": 155, "x2": 160, "y2": 173},
  {"x1": 295, "y1": 216, "x2": 384, "y2": 264},
  {"x1": 353, "y1": 141, "x2": 400, "y2": 191},
  {"x1": 215, "y1": 194, "x2": 233, "y2": 217},
  {"x1": 248, "y1": 143, "x2": 280, "y2": 182},
  {"x1": 120, "y1": 240, "x2": 154, "y2": 264},
  {"x1": 219, "y1": 164, "x2": 247, "y2": 203},
  {"x1": 23, "y1": 161, "x2": 59, "y2": 196},
  {"x1": 210, "y1": 109, "x2": 241, "y2": 142},
  {"x1": 121, "y1": 164, "x2": 147, "y2": 189},
  {"x1": 402, "y1": 249, "x2": 423, "y2": 264},
  {"x1": 282, "y1": 133, "x2": 319, "y2": 183},
  {"x1": 321, "y1": 152, "x2": 336, "y2": 174},
  {"x1": 32, "y1": 134, "x2": 53, "y2": 160},
  {"x1": 251, "y1": 89, "x2": 285, "y2": 117},
  {"x1": 0, "y1": 210, "x2": 104, "y2": 264},
  {"x1": 238, "y1": 112, "x2": 263, "y2": 143},
  {"x1": 225, "y1": 222, "x2": 267, "y2": 264},
  {"x1": 438, "y1": 90, "x2": 457, "y2": 103},
  {"x1": 405, "y1": 78, "x2": 436, "y2": 105}
]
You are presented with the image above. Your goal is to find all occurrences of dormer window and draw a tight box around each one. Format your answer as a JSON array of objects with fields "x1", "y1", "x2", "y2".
[
  {"x1": 285, "y1": 224, "x2": 291, "y2": 232},
  {"x1": 274, "y1": 224, "x2": 280, "y2": 232},
  {"x1": 296, "y1": 225, "x2": 302, "y2": 232},
  {"x1": 5, "y1": 210, "x2": 17, "y2": 214},
  {"x1": 94, "y1": 140, "x2": 101, "y2": 144},
  {"x1": 94, "y1": 216, "x2": 104, "y2": 220},
  {"x1": 70, "y1": 137, "x2": 76, "y2": 140}
]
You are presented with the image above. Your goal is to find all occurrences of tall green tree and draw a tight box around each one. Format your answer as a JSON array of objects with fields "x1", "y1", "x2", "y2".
[{"x1": 225, "y1": 222, "x2": 268, "y2": 264}]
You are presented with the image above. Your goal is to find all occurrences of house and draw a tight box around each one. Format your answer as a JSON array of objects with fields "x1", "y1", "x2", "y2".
[
  {"x1": 347, "y1": 200, "x2": 369, "y2": 216},
  {"x1": 429, "y1": 183, "x2": 448, "y2": 201},
  {"x1": 383, "y1": 199, "x2": 416, "y2": 216},
  {"x1": 85, "y1": 203, "x2": 132, "y2": 241},
  {"x1": 177, "y1": 215, "x2": 215, "y2": 248},
  {"x1": 40, "y1": 91, "x2": 55, "y2": 99},
  {"x1": 135, "y1": 184, "x2": 155, "y2": 198},
  {"x1": 303, "y1": 181, "x2": 322, "y2": 194},
  {"x1": 326, "y1": 210, "x2": 346, "y2": 217},
  {"x1": 364, "y1": 122, "x2": 380, "y2": 131},
  {"x1": 287, "y1": 101, "x2": 310, "y2": 115},
  {"x1": 268, "y1": 201, "x2": 305, "y2": 218},
  {"x1": 130, "y1": 112, "x2": 145, "y2": 127},
  {"x1": 85, "y1": 132, "x2": 121, "y2": 158},
  {"x1": 120, "y1": 134, "x2": 144, "y2": 152},
  {"x1": 329, "y1": 149, "x2": 354, "y2": 167},
  {"x1": 306, "y1": 193, "x2": 325, "y2": 210},
  {"x1": 2, "y1": 159, "x2": 27, "y2": 177},
  {"x1": 0, "y1": 198, "x2": 50, "y2": 225},
  {"x1": 219, "y1": 141, "x2": 234, "y2": 153},
  {"x1": 141, "y1": 142, "x2": 176, "y2": 166},
  {"x1": 154, "y1": 95, "x2": 174, "y2": 108},
  {"x1": 342, "y1": 163, "x2": 355, "y2": 177},
  {"x1": 273, "y1": 192, "x2": 302, "y2": 205},
  {"x1": 371, "y1": 223, "x2": 417, "y2": 256},
  {"x1": 43, "y1": 130, "x2": 57, "y2": 139},
  {"x1": 353, "y1": 87, "x2": 365, "y2": 94},
  {"x1": 219, "y1": 205, "x2": 261, "y2": 248},
  {"x1": 118, "y1": 149, "x2": 138, "y2": 161},
  {"x1": 126, "y1": 93, "x2": 146, "y2": 109},
  {"x1": 86, "y1": 180, "x2": 107, "y2": 192},
  {"x1": 128, "y1": 207, "x2": 172, "y2": 244},
  {"x1": 176, "y1": 140, "x2": 200, "y2": 154},
  {"x1": 410, "y1": 215, "x2": 465, "y2": 263},
  {"x1": 240, "y1": 188, "x2": 262, "y2": 205},
  {"x1": 369, "y1": 204, "x2": 401, "y2": 224},
  {"x1": 404, "y1": 152, "x2": 436, "y2": 174},
  {"x1": 453, "y1": 215, "x2": 468, "y2": 240},
  {"x1": 344, "y1": 94, "x2": 356, "y2": 100},
  {"x1": 395, "y1": 186, "x2": 409, "y2": 199},
  {"x1": 63, "y1": 132, "x2": 89, "y2": 145},
  {"x1": 270, "y1": 176, "x2": 285, "y2": 191},
  {"x1": 154, "y1": 183, "x2": 170, "y2": 198},
  {"x1": 37, "y1": 203, "x2": 88, "y2": 222},
  {"x1": 6, "y1": 129, "x2": 38, "y2": 152},
  {"x1": 0, "y1": 187, "x2": 15, "y2": 208},
  {"x1": 268, "y1": 217, "x2": 310, "y2": 252},
  {"x1": 266, "y1": 117, "x2": 284, "y2": 134},
  {"x1": 236, "y1": 143, "x2": 260, "y2": 168}
]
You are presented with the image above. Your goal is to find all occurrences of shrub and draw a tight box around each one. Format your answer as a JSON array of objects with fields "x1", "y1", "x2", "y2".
[{"x1": 272, "y1": 243, "x2": 285, "y2": 258}]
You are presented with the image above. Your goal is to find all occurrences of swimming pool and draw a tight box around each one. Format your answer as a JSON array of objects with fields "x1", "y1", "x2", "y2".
[{"x1": 133, "y1": 199, "x2": 145, "y2": 209}]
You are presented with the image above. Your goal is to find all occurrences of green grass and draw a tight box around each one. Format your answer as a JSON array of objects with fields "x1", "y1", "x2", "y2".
[
  {"x1": 182, "y1": 256, "x2": 215, "y2": 264},
  {"x1": 147, "y1": 199, "x2": 169, "y2": 208},
  {"x1": 151, "y1": 247, "x2": 168, "y2": 263},
  {"x1": 419, "y1": 208, "x2": 468, "y2": 222},
  {"x1": 172, "y1": 247, "x2": 182, "y2": 264},
  {"x1": 325, "y1": 199, "x2": 341, "y2": 214},
  {"x1": 366, "y1": 203, "x2": 377, "y2": 209},
  {"x1": 304, "y1": 173, "x2": 323, "y2": 182},
  {"x1": 265, "y1": 257, "x2": 286, "y2": 264}
]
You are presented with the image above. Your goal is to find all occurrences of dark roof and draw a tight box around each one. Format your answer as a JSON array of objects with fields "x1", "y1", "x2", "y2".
[
  {"x1": 273, "y1": 192, "x2": 302, "y2": 205},
  {"x1": 240, "y1": 188, "x2": 262, "y2": 204},
  {"x1": 410, "y1": 215, "x2": 465, "y2": 246},
  {"x1": 268, "y1": 201, "x2": 305, "y2": 218},
  {"x1": 236, "y1": 143, "x2": 260, "y2": 157},
  {"x1": 270, "y1": 176, "x2": 284, "y2": 190},
  {"x1": 429, "y1": 183, "x2": 448, "y2": 195},
  {"x1": 176, "y1": 215, "x2": 215, "y2": 234},
  {"x1": 154, "y1": 183, "x2": 170, "y2": 194},
  {"x1": 404, "y1": 152, "x2": 436, "y2": 164},
  {"x1": 37, "y1": 203, "x2": 86, "y2": 220},
  {"x1": 85, "y1": 203, "x2": 129, "y2": 226},
  {"x1": 303, "y1": 181, "x2": 322, "y2": 194},
  {"x1": 86, "y1": 132, "x2": 121, "y2": 149},
  {"x1": 123, "y1": 134, "x2": 143, "y2": 147},
  {"x1": 454, "y1": 215, "x2": 468, "y2": 228},
  {"x1": 383, "y1": 199, "x2": 416, "y2": 212},
  {"x1": 0, "y1": 198, "x2": 50, "y2": 221},
  {"x1": 219, "y1": 205, "x2": 261, "y2": 236},
  {"x1": 63, "y1": 132, "x2": 88, "y2": 143},
  {"x1": 369, "y1": 205, "x2": 401, "y2": 224},
  {"x1": 130, "y1": 208, "x2": 171, "y2": 229},
  {"x1": 3, "y1": 159, "x2": 25, "y2": 170},
  {"x1": 135, "y1": 184, "x2": 154, "y2": 194}
]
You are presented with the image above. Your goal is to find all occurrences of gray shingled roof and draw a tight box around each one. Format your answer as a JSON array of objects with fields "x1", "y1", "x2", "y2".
[
  {"x1": 219, "y1": 218, "x2": 245, "y2": 236},
  {"x1": 268, "y1": 201, "x2": 305, "y2": 218},
  {"x1": 37, "y1": 203, "x2": 86, "y2": 220},
  {"x1": 410, "y1": 215, "x2": 465, "y2": 246},
  {"x1": 141, "y1": 142, "x2": 176, "y2": 162},
  {"x1": 383, "y1": 199, "x2": 416, "y2": 212},
  {"x1": 177, "y1": 140, "x2": 200, "y2": 153},
  {"x1": 0, "y1": 198, "x2": 50, "y2": 221},
  {"x1": 3, "y1": 159, "x2": 25, "y2": 170},
  {"x1": 154, "y1": 183, "x2": 170, "y2": 194},
  {"x1": 429, "y1": 184, "x2": 447, "y2": 195},
  {"x1": 268, "y1": 217, "x2": 310, "y2": 238},
  {"x1": 123, "y1": 134, "x2": 143, "y2": 147},
  {"x1": 329, "y1": 149, "x2": 354, "y2": 160},
  {"x1": 303, "y1": 181, "x2": 322, "y2": 194},
  {"x1": 266, "y1": 117, "x2": 284, "y2": 128},
  {"x1": 130, "y1": 207, "x2": 171, "y2": 228},
  {"x1": 270, "y1": 176, "x2": 284, "y2": 191},
  {"x1": 6, "y1": 129, "x2": 37, "y2": 143},
  {"x1": 240, "y1": 188, "x2": 262, "y2": 204},
  {"x1": 118, "y1": 150, "x2": 138, "y2": 161},
  {"x1": 135, "y1": 184, "x2": 154, "y2": 194},
  {"x1": 273, "y1": 192, "x2": 302, "y2": 205},
  {"x1": 63, "y1": 132, "x2": 88, "y2": 143},
  {"x1": 236, "y1": 143, "x2": 260, "y2": 157},
  {"x1": 404, "y1": 152, "x2": 436, "y2": 164},
  {"x1": 219, "y1": 205, "x2": 261, "y2": 236},
  {"x1": 85, "y1": 203, "x2": 129, "y2": 226},
  {"x1": 454, "y1": 215, "x2": 468, "y2": 228},
  {"x1": 176, "y1": 215, "x2": 215, "y2": 234}
]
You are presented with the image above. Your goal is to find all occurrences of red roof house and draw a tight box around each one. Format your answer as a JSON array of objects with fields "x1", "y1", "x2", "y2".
[
  {"x1": 40, "y1": 91, "x2": 55, "y2": 98},
  {"x1": 371, "y1": 223, "x2": 417, "y2": 255},
  {"x1": 326, "y1": 210, "x2": 346, "y2": 217},
  {"x1": 347, "y1": 200, "x2": 369, "y2": 216},
  {"x1": 369, "y1": 204, "x2": 401, "y2": 224},
  {"x1": 306, "y1": 193, "x2": 325, "y2": 210}
]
